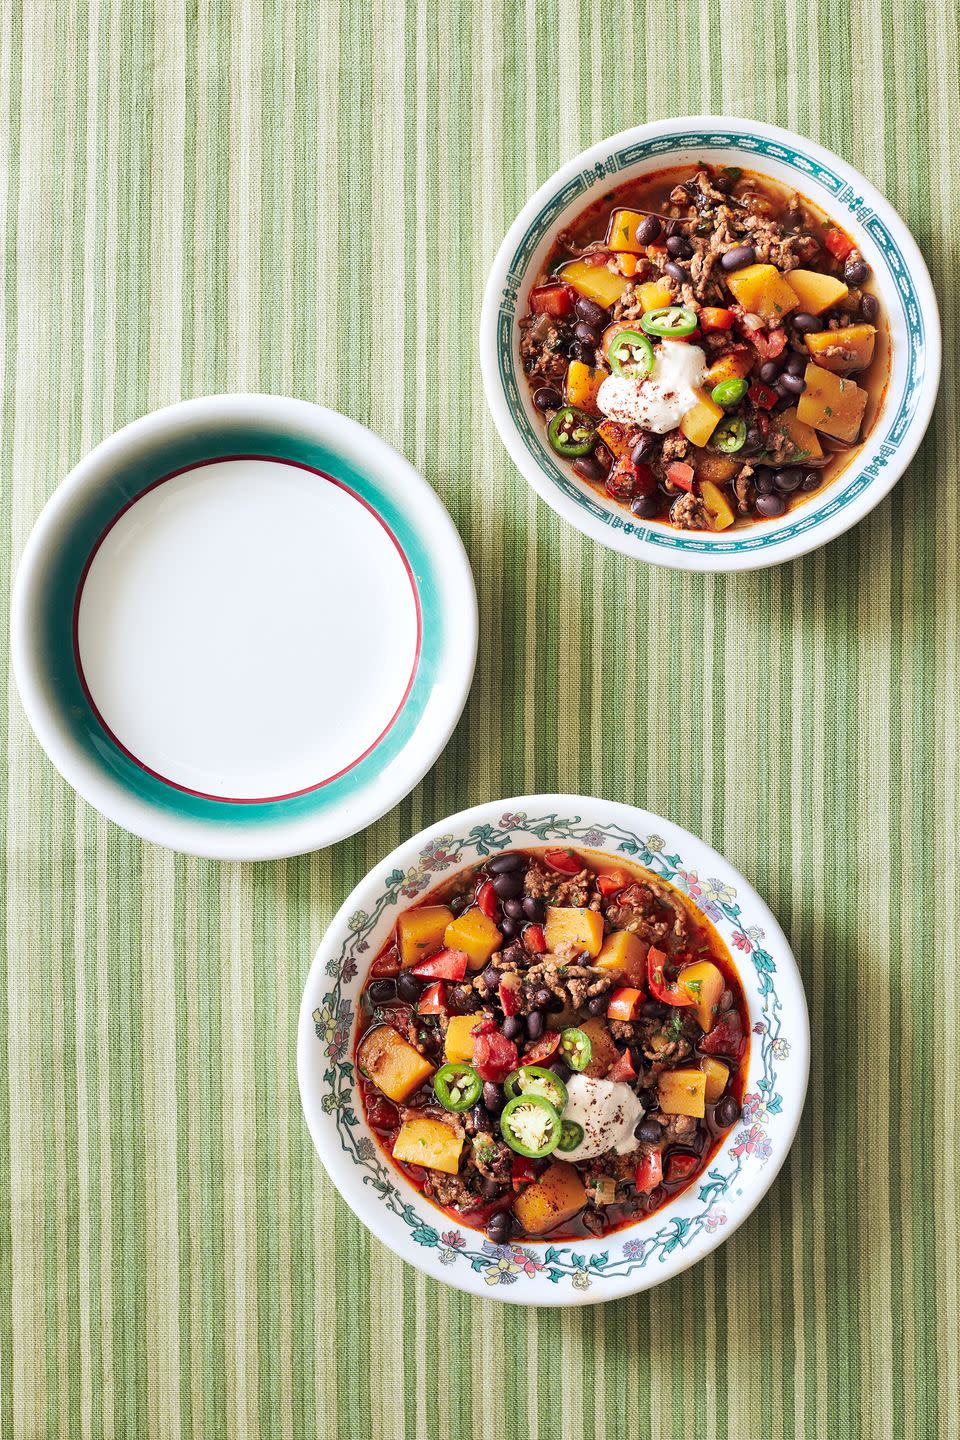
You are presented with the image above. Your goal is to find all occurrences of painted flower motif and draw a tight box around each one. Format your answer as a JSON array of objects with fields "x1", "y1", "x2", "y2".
[
  {"x1": 441, "y1": 1230, "x2": 466, "y2": 1250},
  {"x1": 644, "y1": 834, "x2": 665, "y2": 853},
  {"x1": 320, "y1": 1092, "x2": 341, "y2": 1115},
  {"x1": 753, "y1": 1020, "x2": 767, "y2": 1035},
  {"x1": 481, "y1": 1243, "x2": 521, "y2": 1286},
  {"x1": 348, "y1": 909, "x2": 369, "y2": 931},
  {"x1": 500, "y1": 812, "x2": 526, "y2": 829},
  {"x1": 356, "y1": 1136, "x2": 375, "y2": 1161},
  {"x1": 693, "y1": 896, "x2": 723, "y2": 923},
  {"x1": 674, "y1": 868, "x2": 702, "y2": 898},
  {"x1": 730, "y1": 1124, "x2": 772, "y2": 1160},
  {"x1": 510, "y1": 1247, "x2": 544, "y2": 1277},
  {"x1": 401, "y1": 869, "x2": 431, "y2": 899},
  {"x1": 704, "y1": 1209, "x2": 727, "y2": 1233},
  {"x1": 419, "y1": 835, "x2": 459, "y2": 872},
  {"x1": 702, "y1": 878, "x2": 737, "y2": 906},
  {"x1": 582, "y1": 829, "x2": 604, "y2": 848},
  {"x1": 741, "y1": 1092, "x2": 769, "y2": 1124},
  {"x1": 340, "y1": 957, "x2": 358, "y2": 982},
  {"x1": 623, "y1": 1238, "x2": 645, "y2": 1260},
  {"x1": 732, "y1": 930, "x2": 753, "y2": 953},
  {"x1": 772, "y1": 1037, "x2": 791, "y2": 1059},
  {"x1": 438, "y1": 1248, "x2": 459, "y2": 1265},
  {"x1": 571, "y1": 1268, "x2": 591, "y2": 1291},
  {"x1": 746, "y1": 925, "x2": 765, "y2": 942},
  {"x1": 314, "y1": 1000, "x2": 353, "y2": 1062}
]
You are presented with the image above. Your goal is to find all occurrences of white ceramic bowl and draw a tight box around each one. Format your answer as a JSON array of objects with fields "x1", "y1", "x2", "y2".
[
  {"x1": 11, "y1": 395, "x2": 477, "y2": 859},
  {"x1": 298, "y1": 795, "x2": 809, "y2": 1305},
  {"x1": 480, "y1": 116, "x2": 941, "y2": 571}
]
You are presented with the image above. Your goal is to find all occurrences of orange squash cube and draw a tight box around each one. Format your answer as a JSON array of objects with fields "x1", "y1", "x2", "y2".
[
  {"x1": 357, "y1": 1025, "x2": 435, "y2": 1103},
  {"x1": 513, "y1": 1162, "x2": 587, "y2": 1234},
  {"x1": 444, "y1": 1012, "x2": 486, "y2": 1064},
  {"x1": 678, "y1": 960, "x2": 725, "y2": 1032},
  {"x1": 544, "y1": 905, "x2": 605, "y2": 958},
  {"x1": 393, "y1": 1116, "x2": 463, "y2": 1175},
  {"x1": 701, "y1": 1056, "x2": 730, "y2": 1102},
  {"x1": 658, "y1": 1068, "x2": 707, "y2": 1118},
  {"x1": 443, "y1": 909, "x2": 502, "y2": 971},
  {"x1": 596, "y1": 929, "x2": 647, "y2": 987},
  {"x1": 397, "y1": 905, "x2": 454, "y2": 968}
]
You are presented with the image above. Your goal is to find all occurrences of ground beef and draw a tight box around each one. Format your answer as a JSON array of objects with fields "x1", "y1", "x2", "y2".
[
  {"x1": 521, "y1": 958, "x2": 612, "y2": 1011},
  {"x1": 661, "y1": 430, "x2": 690, "y2": 463},
  {"x1": 523, "y1": 862, "x2": 593, "y2": 908},
  {"x1": 469, "y1": 1133, "x2": 512, "y2": 1180},
  {"x1": 423, "y1": 1169, "x2": 482, "y2": 1210},
  {"x1": 656, "y1": 1112, "x2": 698, "y2": 1145},
  {"x1": 519, "y1": 313, "x2": 568, "y2": 383},
  {"x1": 604, "y1": 882, "x2": 690, "y2": 949},
  {"x1": 734, "y1": 465, "x2": 755, "y2": 515},
  {"x1": 670, "y1": 492, "x2": 710, "y2": 528}
]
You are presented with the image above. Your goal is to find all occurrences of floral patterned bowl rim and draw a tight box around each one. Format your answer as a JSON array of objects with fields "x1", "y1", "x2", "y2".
[
  {"x1": 297, "y1": 795, "x2": 810, "y2": 1305},
  {"x1": 479, "y1": 115, "x2": 941, "y2": 572}
]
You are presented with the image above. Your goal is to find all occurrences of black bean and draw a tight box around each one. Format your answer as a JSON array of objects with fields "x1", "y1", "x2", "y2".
[
  {"x1": 587, "y1": 993, "x2": 609, "y2": 1016},
  {"x1": 638, "y1": 1087, "x2": 659, "y2": 1111},
  {"x1": 755, "y1": 492, "x2": 787, "y2": 518},
  {"x1": 666, "y1": 234, "x2": 693, "y2": 258},
  {"x1": 492, "y1": 871, "x2": 523, "y2": 899},
  {"x1": 630, "y1": 494, "x2": 661, "y2": 518},
  {"x1": 488, "y1": 852, "x2": 526, "y2": 874},
  {"x1": 483, "y1": 1082, "x2": 504, "y2": 1115},
  {"x1": 631, "y1": 431, "x2": 657, "y2": 463},
  {"x1": 844, "y1": 259, "x2": 868, "y2": 286},
  {"x1": 792, "y1": 311, "x2": 819, "y2": 334},
  {"x1": 522, "y1": 897, "x2": 545, "y2": 923},
  {"x1": 664, "y1": 218, "x2": 683, "y2": 238},
  {"x1": 720, "y1": 243, "x2": 756, "y2": 271},
  {"x1": 715, "y1": 1095, "x2": 741, "y2": 1128},
  {"x1": 801, "y1": 469, "x2": 822, "y2": 492},
  {"x1": 526, "y1": 1009, "x2": 545, "y2": 1040},
  {"x1": 486, "y1": 1211, "x2": 511, "y2": 1245},
  {"x1": 571, "y1": 340, "x2": 595, "y2": 365},
  {"x1": 482, "y1": 965, "x2": 499, "y2": 991},
  {"x1": 551, "y1": 1062, "x2": 572, "y2": 1082},
  {"x1": 753, "y1": 467, "x2": 775, "y2": 495},
  {"x1": 779, "y1": 371, "x2": 806, "y2": 395},
  {"x1": 773, "y1": 466, "x2": 803, "y2": 493},
  {"x1": 784, "y1": 351, "x2": 806, "y2": 376},
  {"x1": 499, "y1": 916, "x2": 519, "y2": 939},
  {"x1": 573, "y1": 454, "x2": 606, "y2": 484},
  {"x1": 712, "y1": 172, "x2": 733, "y2": 194},
  {"x1": 635, "y1": 1117, "x2": 662, "y2": 1143},
  {"x1": 574, "y1": 295, "x2": 608, "y2": 327},
  {"x1": 546, "y1": 993, "x2": 565, "y2": 1013},
  {"x1": 640, "y1": 999, "x2": 667, "y2": 1019},
  {"x1": 396, "y1": 971, "x2": 423, "y2": 1003},
  {"x1": 759, "y1": 359, "x2": 782, "y2": 384},
  {"x1": 635, "y1": 214, "x2": 662, "y2": 244},
  {"x1": 482, "y1": 1175, "x2": 503, "y2": 1198},
  {"x1": 448, "y1": 984, "x2": 475, "y2": 1014},
  {"x1": 574, "y1": 320, "x2": 601, "y2": 348},
  {"x1": 368, "y1": 978, "x2": 397, "y2": 1004},
  {"x1": 665, "y1": 260, "x2": 688, "y2": 283},
  {"x1": 503, "y1": 1014, "x2": 524, "y2": 1042},
  {"x1": 502, "y1": 898, "x2": 525, "y2": 920},
  {"x1": 530, "y1": 987, "x2": 550, "y2": 1010},
  {"x1": 860, "y1": 291, "x2": 879, "y2": 322},
  {"x1": 533, "y1": 385, "x2": 562, "y2": 413},
  {"x1": 741, "y1": 424, "x2": 765, "y2": 456}
]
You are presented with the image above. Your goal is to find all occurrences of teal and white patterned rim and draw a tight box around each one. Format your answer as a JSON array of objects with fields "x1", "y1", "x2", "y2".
[
  {"x1": 309, "y1": 807, "x2": 804, "y2": 1294},
  {"x1": 495, "y1": 130, "x2": 929, "y2": 555}
]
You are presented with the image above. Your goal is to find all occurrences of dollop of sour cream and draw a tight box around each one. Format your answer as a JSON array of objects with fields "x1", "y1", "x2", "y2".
[
  {"x1": 559, "y1": 1074, "x2": 644, "y2": 1161},
  {"x1": 597, "y1": 339, "x2": 706, "y2": 434}
]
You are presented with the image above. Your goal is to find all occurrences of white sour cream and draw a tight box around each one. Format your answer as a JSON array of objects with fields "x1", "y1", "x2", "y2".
[
  {"x1": 597, "y1": 340, "x2": 706, "y2": 434},
  {"x1": 559, "y1": 1074, "x2": 644, "y2": 1161}
]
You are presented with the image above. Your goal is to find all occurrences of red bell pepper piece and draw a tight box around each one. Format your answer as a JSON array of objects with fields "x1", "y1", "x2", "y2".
[
  {"x1": 370, "y1": 948, "x2": 401, "y2": 977},
  {"x1": 472, "y1": 1021, "x2": 519, "y2": 1082},
  {"x1": 749, "y1": 327, "x2": 787, "y2": 361},
  {"x1": 824, "y1": 227, "x2": 854, "y2": 262},
  {"x1": 597, "y1": 870, "x2": 629, "y2": 899},
  {"x1": 582, "y1": 250, "x2": 613, "y2": 267},
  {"x1": 607, "y1": 986, "x2": 645, "y2": 1021},
  {"x1": 524, "y1": 923, "x2": 547, "y2": 954},
  {"x1": 416, "y1": 981, "x2": 447, "y2": 1015},
  {"x1": 665, "y1": 1151, "x2": 699, "y2": 1184},
  {"x1": 607, "y1": 1047, "x2": 637, "y2": 1083},
  {"x1": 635, "y1": 1149, "x2": 662, "y2": 1194},
  {"x1": 529, "y1": 282, "x2": 575, "y2": 318},
  {"x1": 748, "y1": 381, "x2": 778, "y2": 410},
  {"x1": 543, "y1": 847, "x2": 582, "y2": 875},
  {"x1": 646, "y1": 946, "x2": 694, "y2": 1006},
  {"x1": 411, "y1": 948, "x2": 469, "y2": 981},
  {"x1": 666, "y1": 461, "x2": 695, "y2": 493},
  {"x1": 699, "y1": 1013, "x2": 745, "y2": 1058},
  {"x1": 524, "y1": 1030, "x2": 561, "y2": 1064},
  {"x1": 477, "y1": 879, "x2": 499, "y2": 919},
  {"x1": 700, "y1": 306, "x2": 734, "y2": 331},
  {"x1": 511, "y1": 1156, "x2": 537, "y2": 1190},
  {"x1": 498, "y1": 974, "x2": 522, "y2": 1016}
]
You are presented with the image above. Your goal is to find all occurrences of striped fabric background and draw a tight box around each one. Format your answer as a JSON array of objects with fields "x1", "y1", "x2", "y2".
[{"x1": 1, "y1": 1, "x2": 956, "y2": 1437}]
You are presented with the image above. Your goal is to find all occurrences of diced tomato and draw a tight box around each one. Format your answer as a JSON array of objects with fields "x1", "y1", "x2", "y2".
[
  {"x1": 646, "y1": 946, "x2": 694, "y2": 1007},
  {"x1": 749, "y1": 327, "x2": 787, "y2": 361},
  {"x1": 511, "y1": 1156, "x2": 537, "y2": 1190},
  {"x1": 748, "y1": 382, "x2": 778, "y2": 410},
  {"x1": 544, "y1": 848, "x2": 582, "y2": 875},
  {"x1": 607, "y1": 986, "x2": 645, "y2": 1021},
  {"x1": 477, "y1": 880, "x2": 499, "y2": 919},
  {"x1": 607, "y1": 1047, "x2": 637, "y2": 1083},
  {"x1": 700, "y1": 306, "x2": 735, "y2": 332},
  {"x1": 666, "y1": 461, "x2": 695, "y2": 493},
  {"x1": 365, "y1": 1093, "x2": 400, "y2": 1132},
  {"x1": 472, "y1": 1020, "x2": 520, "y2": 1083},
  {"x1": 597, "y1": 870, "x2": 629, "y2": 899},
  {"x1": 635, "y1": 1149, "x2": 663, "y2": 1194},
  {"x1": 416, "y1": 981, "x2": 447, "y2": 1015},
  {"x1": 583, "y1": 250, "x2": 613, "y2": 267},
  {"x1": 529, "y1": 282, "x2": 575, "y2": 318},
  {"x1": 665, "y1": 1150, "x2": 699, "y2": 1184},
  {"x1": 370, "y1": 948, "x2": 401, "y2": 977},
  {"x1": 824, "y1": 227, "x2": 854, "y2": 262},
  {"x1": 411, "y1": 948, "x2": 469, "y2": 981},
  {"x1": 605, "y1": 456, "x2": 641, "y2": 501},
  {"x1": 632, "y1": 462, "x2": 657, "y2": 496},
  {"x1": 498, "y1": 974, "x2": 522, "y2": 1016},
  {"x1": 524, "y1": 923, "x2": 547, "y2": 954},
  {"x1": 699, "y1": 1013, "x2": 745, "y2": 1059},
  {"x1": 524, "y1": 1030, "x2": 561, "y2": 1064}
]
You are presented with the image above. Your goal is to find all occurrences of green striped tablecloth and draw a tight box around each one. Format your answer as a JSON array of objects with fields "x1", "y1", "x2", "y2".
[{"x1": 1, "y1": 2, "x2": 956, "y2": 1437}]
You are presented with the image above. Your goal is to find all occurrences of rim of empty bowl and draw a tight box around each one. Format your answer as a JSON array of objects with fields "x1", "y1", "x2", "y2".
[
  {"x1": 297, "y1": 795, "x2": 810, "y2": 1305},
  {"x1": 11, "y1": 395, "x2": 478, "y2": 859},
  {"x1": 479, "y1": 115, "x2": 941, "y2": 572}
]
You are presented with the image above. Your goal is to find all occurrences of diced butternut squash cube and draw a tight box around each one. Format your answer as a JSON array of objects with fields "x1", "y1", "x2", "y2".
[
  {"x1": 695, "y1": 451, "x2": 739, "y2": 484},
  {"x1": 513, "y1": 1161, "x2": 587, "y2": 1234},
  {"x1": 357, "y1": 1025, "x2": 435, "y2": 1103},
  {"x1": 544, "y1": 905, "x2": 605, "y2": 958},
  {"x1": 564, "y1": 360, "x2": 606, "y2": 413},
  {"x1": 804, "y1": 324, "x2": 876, "y2": 374},
  {"x1": 796, "y1": 363, "x2": 868, "y2": 442},
  {"x1": 704, "y1": 348, "x2": 754, "y2": 386},
  {"x1": 725, "y1": 263, "x2": 799, "y2": 322},
  {"x1": 701, "y1": 1056, "x2": 730, "y2": 1102},
  {"x1": 397, "y1": 905, "x2": 454, "y2": 968},
  {"x1": 606, "y1": 208, "x2": 646, "y2": 255},
  {"x1": 578, "y1": 1018, "x2": 619, "y2": 1078},
  {"x1": 699, "y1": 479, "x2": 735, "y2": 531},
  {"x1": 658, "y1": 1068, "x2": 707, "y2": 1118},
  {"x1": 679, "y1": 389, "x2": 724, "y2": 447},
  {"x1": 678, "y1": 960, "x2": 725, "y2": 1032},
  {"x1": 443, "y1": 909, "x2": 502, "y2": 971},
  {"x1": 770, "y1": 406, "x2": 823, "y2": 462},
  {"x1": 596, "y1": 929, "x2": 647, "y2": 987},
  {"x1": 393, "y1": 1116, "x2": 463, "y2": 1175},
  {"x1": 596, "y1": 418, "x2": 636, "y2": 460},
  {"x1": 559, "y1": 259, "x2": 630, "y2": 308},
  {"x1": 444, "y1": 1012, "x2": 486, "y2": 1064},
  {"x1": 638, "y1": 277, "x2": 673, "y2": 313},
  {"x1": 784, "y1": 268, "x2": 849, "y2": 315}
]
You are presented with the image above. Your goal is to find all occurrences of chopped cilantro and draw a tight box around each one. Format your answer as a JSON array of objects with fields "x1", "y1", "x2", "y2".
[{"x1": 665, "y1": 1011, "x2": 684, "y2": 1042}]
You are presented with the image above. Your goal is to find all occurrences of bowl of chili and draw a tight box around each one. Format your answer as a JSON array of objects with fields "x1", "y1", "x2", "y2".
[{"x1": 297, "y1": 795, "x2": 809, "y2": 1304}]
